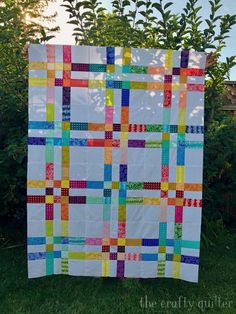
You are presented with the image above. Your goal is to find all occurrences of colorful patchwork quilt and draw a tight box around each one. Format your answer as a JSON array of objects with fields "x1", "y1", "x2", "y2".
[{"x1": 27, "y1": 44, "x2": 206, "y2": 282}]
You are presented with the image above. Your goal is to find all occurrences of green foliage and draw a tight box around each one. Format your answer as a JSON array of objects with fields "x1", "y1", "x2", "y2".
[
  {"x1": 0, "y1": 0, "x2": 58, "y2": 226},
  {"x1": 62, "y1": 0, "x2": 236, "y2": 233},
  {"x1": 204, "y1": 119, "x2": 236, "y2": 225},
  {"x1": 203, "y1": 56, "x2": 236, "y2": 229},
  {"x1": 63, "y1": 0, "x2": 236, "y2": 50}
]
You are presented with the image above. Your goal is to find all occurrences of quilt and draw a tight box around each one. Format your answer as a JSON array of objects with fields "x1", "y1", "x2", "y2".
[{"x1": 27, "y1": 44, "x2": 206, "y2": 282}]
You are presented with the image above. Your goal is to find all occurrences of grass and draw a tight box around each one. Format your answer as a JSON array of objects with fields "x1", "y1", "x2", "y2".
[{"x1": 1, "y1": 232, "x2": 236, "y2": 314}]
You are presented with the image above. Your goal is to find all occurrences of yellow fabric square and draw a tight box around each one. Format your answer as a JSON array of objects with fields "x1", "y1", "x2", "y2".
[
  {"x1": 117, "y1": 238, "x2": 126, "y2": 246},
  {"x1": 62, "y1": 148, "x2": 69, "y2": 164},
  {"x1": 176, "y1": 183, "x2": 184, "y2": 190},
  {"x1": 162, "y1": 133, "x2": 170, "y2": 141},
  {"x1": 62, "y1": 122, "x2": 70, "y2": 130},
  {"x1": 45, "y1": 221, "x2": 53, "y2": 236},
  {"x1": 107, "y1": 64, "x2": 115, "y2": 73},
  {"x1": 69, "y1": 252, "x2": 82, "y2": 259},
  {"x1": 61, "y1": 180, "x2": 69, "y2": 188},
  {"x1": 27, "y1": 180, "x2": 45, "y2": 188},
  {"x1": 112, "y1": 181, "x2": 119, "y2": 189},
  {"x1": 62, "y1": 167, "x2": 69, "y2": 178},
  {"x1": 118, "y1": 206, "x2": 126, "y2": 221},
  {"x1": 86, "y1": 252, "x2": 101, "y2": 260},
  {"x1": 173, "y1": 254, "x2": 181, "y2": 262},
  {"x1": 106, "y1": 89, "x2": 114, "y2": 106},
  {"x1": 29, "y1": 77, "x2": 47, "y2": 86},
  {"x1": 46, "y1": 195, "x2": 54, "y2": 204},
  {"x1": 172, "y1": 83, "x2": 180, "y2": 91},
  {"x1": 161, "y1": 182, "x2": 168, "y2": 191},
  {"x1": 143, "y1": 197, "x2": 160, "y2": 205},
  {"x1": 172, "y1": 261, "x2": 180, "y2": 278},
  {"x1": 176, "y1": 198, "x2": 184, "y2": 206},
  {"x1": 176, "y1": 166, "x2": 184, "y2": 183},
  {"x1": 63, "y1": 63, "x2": 71, "y2": 71},
  {"x1": 46, "y1": 244, "x2": 54, "y2": 251},
  {"x1": 130, "y1": 81, "x2": 147, "y2": 89},
  {"x1": 121, "y1": 124, "x2": 128, "y2": 132},
  {"x1": 123, "y1": 48, "x2": 131, "y2": 65},
  {"x1": 29, "y1": 62, "x2": 47, "y2": 70},
  {"x1": 46, "y1": 104, "x2": 54, "y2": 121},
  {"x1": 178, "y1": 108, "x2": 186, "y2": 125},
  {"x1": 62, "y1": 154, "x2": 69, "y2": 164},
  {"x1": 158, "y1": 246, "x2": 166, "y2": 253},
  {"x1": 121, "y1": 132, "x2": 128, "y2": 140},
  {"x1": 89, "y1": 80, "x2": 105, "y2": 88},
  {"x1": 47, "y1": 70, "x2": 55, "y2": 78},
  {"x1": 62, "y1": 146, "x2": 69, "y2": 153},
  {"x1": 61, "y1": 221, "x2": 68, "y2": 236},
  {"x1": 178, "y1": 125, "x2": 186, "y2": 133},
  {"x1": 102, "y1": 260, "x2": 110, "y2": 276},
  {"x1": 102, "y1": 252, "x2": 109, "y2": 260},
  {"x1": 165, "y1": 50, "x2": 173, "y2": 68},
  {"x1": 55, "y1": 62, "x2": 64, "y2": 70}
]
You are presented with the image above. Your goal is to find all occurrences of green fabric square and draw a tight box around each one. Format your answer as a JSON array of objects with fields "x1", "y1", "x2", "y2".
[
  {"x1": 163, "y1": 108, "x2": 171, "y2": 124},
  {"x1": 122, "y1": 65, "x2": 130, "y2": 73},
  {"x1": 122, "y1": 81, "x2": 130, "y2": 89},
  {"x1": 62, "y1": 130, "x2": 70, "y2": 138},
  {"x1": 103, "y1": 204, "x2": 111, "y2": 220}
]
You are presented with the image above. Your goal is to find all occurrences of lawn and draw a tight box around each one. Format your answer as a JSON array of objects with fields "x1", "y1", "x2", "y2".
[{"x1": 1, "y1": 232, "x2": 236, "y2": 314}]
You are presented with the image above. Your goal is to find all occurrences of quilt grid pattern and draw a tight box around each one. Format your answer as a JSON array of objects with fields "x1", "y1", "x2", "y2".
[{"x1": 27, "y1": 44, "x2": 206, "y2": 282}]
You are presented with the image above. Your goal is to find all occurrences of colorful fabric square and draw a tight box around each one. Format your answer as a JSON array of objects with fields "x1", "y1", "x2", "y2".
[{"x1": 27, "y1": 44, "x2": 206, "y2": 282}]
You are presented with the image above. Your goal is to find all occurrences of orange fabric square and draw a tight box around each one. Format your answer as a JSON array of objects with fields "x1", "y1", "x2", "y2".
[
  {"x1": 61, "y1": 203, "x2": 68, "y2": 220},
  {"x1": 180, "y1": 75, "x2": 187, "y2": 84}
]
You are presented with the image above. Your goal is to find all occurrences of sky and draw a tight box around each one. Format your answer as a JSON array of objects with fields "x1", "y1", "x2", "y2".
[{"x1": 46, "y1": 0, "x2": 236, "y2": 79}]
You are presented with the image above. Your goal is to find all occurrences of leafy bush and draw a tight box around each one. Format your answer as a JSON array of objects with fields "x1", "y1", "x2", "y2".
[
  {"x1": 204, "y1": 118, "x2": 236, "y2": 225},
  {"x1": 0, "y1": 0, "x2": 58, "y2": 228}
]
